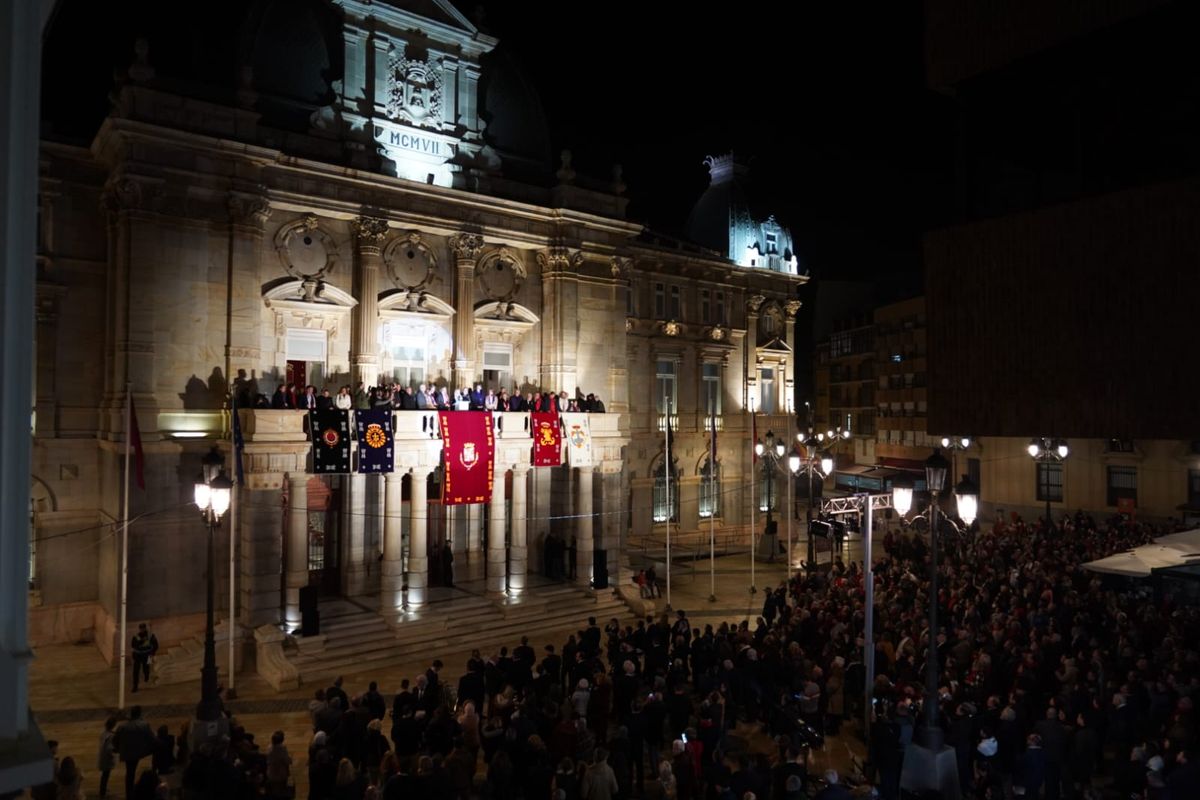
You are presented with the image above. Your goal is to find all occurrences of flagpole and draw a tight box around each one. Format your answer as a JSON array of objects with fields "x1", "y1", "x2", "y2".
[
  {"x1": 228, "y1": 472, "x2": 237, "y2": 694},
  {"x1": 749, "y1": 398, "x2": 756, "y2": 596},
  {"x1": 708, "y1": 413, "x2": 716, "y2": 603},
  {"x1": 664, "y1": 413, "x2": 671, "y2": 611},
  {"x1": 118, "y1": 382, "x2": 131, "y2": 709}
]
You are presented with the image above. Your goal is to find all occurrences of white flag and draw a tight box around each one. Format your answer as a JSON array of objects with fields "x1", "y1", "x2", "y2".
[{"x1": 561, "y1": 412, "x2": 593, "y2": 467}]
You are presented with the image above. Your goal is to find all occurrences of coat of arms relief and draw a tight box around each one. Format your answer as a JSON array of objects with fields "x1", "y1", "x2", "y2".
[{"x1": 386, "y1": 50, "x2": 443, "y2": 125}]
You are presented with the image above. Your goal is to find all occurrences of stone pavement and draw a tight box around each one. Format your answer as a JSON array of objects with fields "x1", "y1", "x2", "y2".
[{"x1": 29, "y1": 533, "x2": 869, "y2": 797}]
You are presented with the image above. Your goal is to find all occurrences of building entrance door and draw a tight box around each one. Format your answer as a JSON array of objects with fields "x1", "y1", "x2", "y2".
[
  {"x1": 287, "y1": 359, "x2": 306, "y2": 388},
  {"x1": 306, "y1": 478, "x2": 341, "y2": 596}
]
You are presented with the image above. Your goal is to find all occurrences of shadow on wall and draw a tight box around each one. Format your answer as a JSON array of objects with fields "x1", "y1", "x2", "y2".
[{"x1": 179, "y1": 369, "x2": 228, "y2": 409}]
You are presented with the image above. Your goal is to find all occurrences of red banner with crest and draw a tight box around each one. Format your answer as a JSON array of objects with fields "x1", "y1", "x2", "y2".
[
  {"x1": 531, "y1": 410, "x2": 562, "y2": 467},
  {"x1": 438, "y1": 411, "x2": 494, "y2": 505}
]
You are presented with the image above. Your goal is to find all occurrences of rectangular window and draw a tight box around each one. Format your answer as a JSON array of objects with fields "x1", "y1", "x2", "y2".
[
  {"x1": 653, "y1": 465, "x2": 679, "y2": 523},
  {"x1": 1190, "y1": 468, "x2": 1200, "y2": 507},
  {"x1": 701, "y1": 289, "x2": 711, "y2": 323},
  {"x1": 716, "y1": 292, "x2": 726, "y2": 324},
  {"x1": 482, "y1": 345, "x2": 513, "y2": 392},
  {"x1": 669, "y1": 285, "x2": 681, "y2": 319},
  {"x1": 1036, "y1": 462, "x2": 1063, "y2": 502},
  {"x1": 702, "y1": 362, "x2": 722, "y2": 416},
  {"x1": 699, "y1": 460, "x2": 720, "y2": 518},
  {"x1": 1107, "y1": 466, "x2": 1137, "y2": 506},
  {"x1": 759, "y1": 367, "x2": 776, "y2": 414},
  {"x1": 656, "y1": 360, "x2": 677, "y2": 415},
  {"x1": 654, "y1": 283, "x2": 665, "y2": 318}
]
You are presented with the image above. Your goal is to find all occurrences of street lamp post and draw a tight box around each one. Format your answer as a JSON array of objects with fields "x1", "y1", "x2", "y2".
[
  {"x1": 895, "y1": 448, "x2": 978, "y2": 800},
  {"x1": 193, "y1": 449, "x2": 232, "y2": 735},
  {"x1": 1028, "y1": 437, "x2": 1069, "y2": 528},
  {"x1": 754, "y1": 431, "x2": 787, "y2": 564},
  {"x1": 796, "y1": 429, "x2": 834, "y2": 573}
]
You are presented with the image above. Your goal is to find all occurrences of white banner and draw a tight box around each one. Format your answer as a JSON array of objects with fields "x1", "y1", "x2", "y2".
[{"x1": 561, "y1": 412, "x2": 593, "y2": 467}]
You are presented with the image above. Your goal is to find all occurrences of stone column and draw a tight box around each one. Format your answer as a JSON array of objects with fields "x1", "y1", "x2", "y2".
[
  {"x1": 408, "y1": 467, "x2": 431, "y2": 607},
  {"x1": 509, "y1": 465, "x2": 529, "y2": 591},
  {"x1": 380, "y1": 471, "x2": 404, "y2": 611},
  {"x1": 351, "y1": 216, "x2": 388, "y2": 387},
  {"x1": 448, "y1": 232, "x2": 483, "y2": 389},
  {"x1": 343, "y1": 473, "x2": 367, "y2": 596},
  {"x1": 576, "y1": 467, "x2": 595, "y2": 585},
  {"x1": 467, "y1": 504, "x2": 482, "y2": 560},
  {"x1": 785, "y1": 299, "x2": 802, "y2": 415},
  {"x1": 285, "y1": 475, "x2": 309, "y2": 631},
  {"x1": 487, "y1": 470, "x2": 507, "y2": 594},
  {"x1": 745, "y1": 294, "x2": 765, "y2": 410}
]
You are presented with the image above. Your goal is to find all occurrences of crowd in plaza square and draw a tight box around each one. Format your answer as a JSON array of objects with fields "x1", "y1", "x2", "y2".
[{"x1": 34, "y1": 512, "x2": 1200, "y2": 800}]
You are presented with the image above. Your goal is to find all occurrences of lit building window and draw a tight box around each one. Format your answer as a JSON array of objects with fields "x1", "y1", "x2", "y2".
[
  {"x1": 699, "y1": 457, "x2": 721, "y2": 518},
  {"x1": 1036, "y1": 462, "x2": 1063, "y2": 502},
  {"x1": 1107, "y1": 466, "x2": 1137, "y2": 506},
  {"x1": 653, "y1": 459, "x2": 680, "y2": 523},
  {"x1": 759, "y1": 367, "x2": 775, "y2": 413},
  {"x1": 702, "y1": 362, "x2": 722, "y2": 415},
  {"x1": 656, "y1": 360, "x2": 677, "y2": 415}
]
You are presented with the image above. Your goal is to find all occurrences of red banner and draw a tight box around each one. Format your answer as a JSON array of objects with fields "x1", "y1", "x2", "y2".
[
  {"x1": 531, "y1": 411, "x2": 562, "y2": 466},
  {"x1": 438, "y1": 411, "x2": 495, "y2": 505}
]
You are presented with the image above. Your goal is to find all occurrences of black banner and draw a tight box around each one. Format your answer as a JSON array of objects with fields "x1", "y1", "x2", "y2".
[
  {"x1": 355, "y1": 407, "x2": 394, "y2": 473},
  {"x1": 310, "y1": 409, "x2": 351, "y2": 473}
]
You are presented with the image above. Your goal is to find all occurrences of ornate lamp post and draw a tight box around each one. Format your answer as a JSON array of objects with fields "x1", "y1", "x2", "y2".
[
  {"x1": 795, "y1": 429, "x2": 834, "y2": 572},
  {"x1": 1028, "y1": 437, "x2": 1069, "y2": 527},
  {"x1": 896, "y1": 448, "x2": 978, "y2": 799},
  {"x1": 193, "y1": 448, "x2": 232, "y2": 733},
  {"x1": 754, "y1": 431, "x2": 787, "y2": 564}
]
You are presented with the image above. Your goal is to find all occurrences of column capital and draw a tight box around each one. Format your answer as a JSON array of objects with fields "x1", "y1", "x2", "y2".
[
  {"x1": 228, "y1": 192, "x2": 273, "y2": 227},
  {"x1": 410, "y1": 465, "x2": 434, "y2": 479},
  {"x1": 449, "y1": 232, "x2": 484, "y2": 262},
  {"x1": 537, "y1": 246, "x2": 583, "y2": 274},
  {"x1": 784, "y1": 299, "x2": 802, "y2": 320},
  {"x1": 746, "y1": 294, "x2": 766, "y2": 315},
  {"x1": 352, "y1": 216, "x2": 389, "y2": 248}
]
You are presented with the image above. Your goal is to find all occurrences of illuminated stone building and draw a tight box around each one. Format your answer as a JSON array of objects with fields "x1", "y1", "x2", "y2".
[{"x1": 30, "y1": 0, "x2": 806, "y2": 683}]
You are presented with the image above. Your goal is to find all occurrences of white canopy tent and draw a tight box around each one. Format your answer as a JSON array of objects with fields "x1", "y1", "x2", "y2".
[{"x1": 1082, "y1": 528, "x2": 1200, "y2": 578}]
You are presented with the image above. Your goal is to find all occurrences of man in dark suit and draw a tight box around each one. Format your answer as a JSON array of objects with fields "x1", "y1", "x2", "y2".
[
  {"x1": 1017, "y1": 734, "x2": 1046, "y2": 800},
  {"x1": 271, "y1": 386, "x2": 288, "y2": 409},
  {"x1": 316, "y1": 389, "x2": 334, "y2": 410},
  {"x1": 540, "y1": 645, "x2": 562, "y2": 686},
  {"x1": 326, "y1": 676, "x2": 349, "y2": 711},
  {"x1": 412, "y1": 675, "x2": 437, "y2": 713},
  {"x1": 457, "y1": 662, "x2": 486, "y2": 712},
  {"x1": 391, "y1": 679, "x2": 413, "y2": 720},
  {"x1": 301, "y1": 385, "x2": 318, "y2": 410}
]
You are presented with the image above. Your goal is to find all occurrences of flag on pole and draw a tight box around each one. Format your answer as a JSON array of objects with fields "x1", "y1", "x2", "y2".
[
  {"x1": 231, "y1": 397, "x2": 245, "y2": 485},
  {"x1": 129, "y1": 396, "x2": 145, "y2": 489}
]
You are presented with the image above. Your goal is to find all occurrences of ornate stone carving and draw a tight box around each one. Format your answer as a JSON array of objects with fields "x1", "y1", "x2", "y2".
[
  {"x1": 661, "y1": 321, "x2": 681, "y2": 337},
  {"x1": 99, "y1": 177, "x2": 143, "y2": 214},
  {"x1": 625, "y1": 318, "x2": 635, "y2": 333},
  {"x1": 228, "y1": 193, "x2": 272, "y2": 226},
  {"x1": 746, "y1": 294, "x2": 766, "y2": 315},
  {"x1": 708, "y1": 325, "x2": 727, "y2": 342},
  {"x1": 274, "y1": 214, "x2": 339, "y2": 283},
  {"x1": 385, "y1": 51, "x2": 443, "y2": 126},
  {"x1": 351, "y1": 216, "x2": 389, "y2": 244},
  {"x1": 784, "y1": 299, "x2": 803, "y2": 320},
  {"x1": 477, "y1": 247, "x2": 525, "y2": 302},
  {"x1": 383, "y1": 232, "x2": 439, "y2": 291},
  {"x1": 536, "y1": 246, "x2": 583, "y2": 274},
  {"x1": 448, "y1": 232, "x2": 484, "y2": 262},
  {"x1": 610, "y1": 256, "x2": 632, "y2": 278}
]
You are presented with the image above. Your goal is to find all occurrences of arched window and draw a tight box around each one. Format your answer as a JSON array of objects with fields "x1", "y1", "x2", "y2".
[
  {"x1": 699, "y1": 458, "x2": 721, "y2": 519},
  {"x1": 653, "y1": 459, "x2": 680, "y2": 523}
]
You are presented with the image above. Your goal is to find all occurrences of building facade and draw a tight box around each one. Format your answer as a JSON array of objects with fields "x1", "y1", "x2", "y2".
[
  {"x1": 813, "y1": 295, "x2": 1197, "y2": 523},
  {"x1": 30, "y1": 1, "x2": 806, "y2": 670}
]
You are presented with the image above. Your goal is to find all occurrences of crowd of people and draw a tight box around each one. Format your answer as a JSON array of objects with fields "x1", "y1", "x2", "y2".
[
  {"x1": 38, "y1": 511, "x2": 1200, "y2": 800},
  {"x1": 262, "y1": 382, "x2": 606, "y2": 415}
]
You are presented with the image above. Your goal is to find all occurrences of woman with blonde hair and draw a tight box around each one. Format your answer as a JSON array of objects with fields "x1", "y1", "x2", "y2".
[{"x1": 334, "y1": 757, "x2": 365, "y2": 800}]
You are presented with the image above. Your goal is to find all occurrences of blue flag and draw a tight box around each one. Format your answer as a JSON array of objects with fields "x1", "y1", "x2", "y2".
[
  {"x1": 355, "y1": 407, "x2": 394, "y2": 473},
  {"x1": 231, "y1": 396, "x2": 245, "y2": 485}
]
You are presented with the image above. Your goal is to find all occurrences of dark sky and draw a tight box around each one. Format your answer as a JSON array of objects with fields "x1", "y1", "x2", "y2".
[
  {"x1": 478, "y1": 1, "x2": 953, "y2": 285},
  {"x1": 41, "y1": 0, "x2": 952, "y2": 287}
]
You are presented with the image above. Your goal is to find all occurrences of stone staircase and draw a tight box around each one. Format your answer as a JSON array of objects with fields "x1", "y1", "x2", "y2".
[
  {"x1": 281, "y1": 584, "x2": 633, "y2": 688},
  {"x1": 152, "y1": 619, "x2": 238, "y2": 686}
]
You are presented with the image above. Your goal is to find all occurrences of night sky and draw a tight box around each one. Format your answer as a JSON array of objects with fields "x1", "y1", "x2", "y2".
[
  {"x1": 479, "y1": 1, "x2": 951, "y2": 286},
  {"x1": 41, "y1": 1, "x2": 951, "y2": 289}
]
